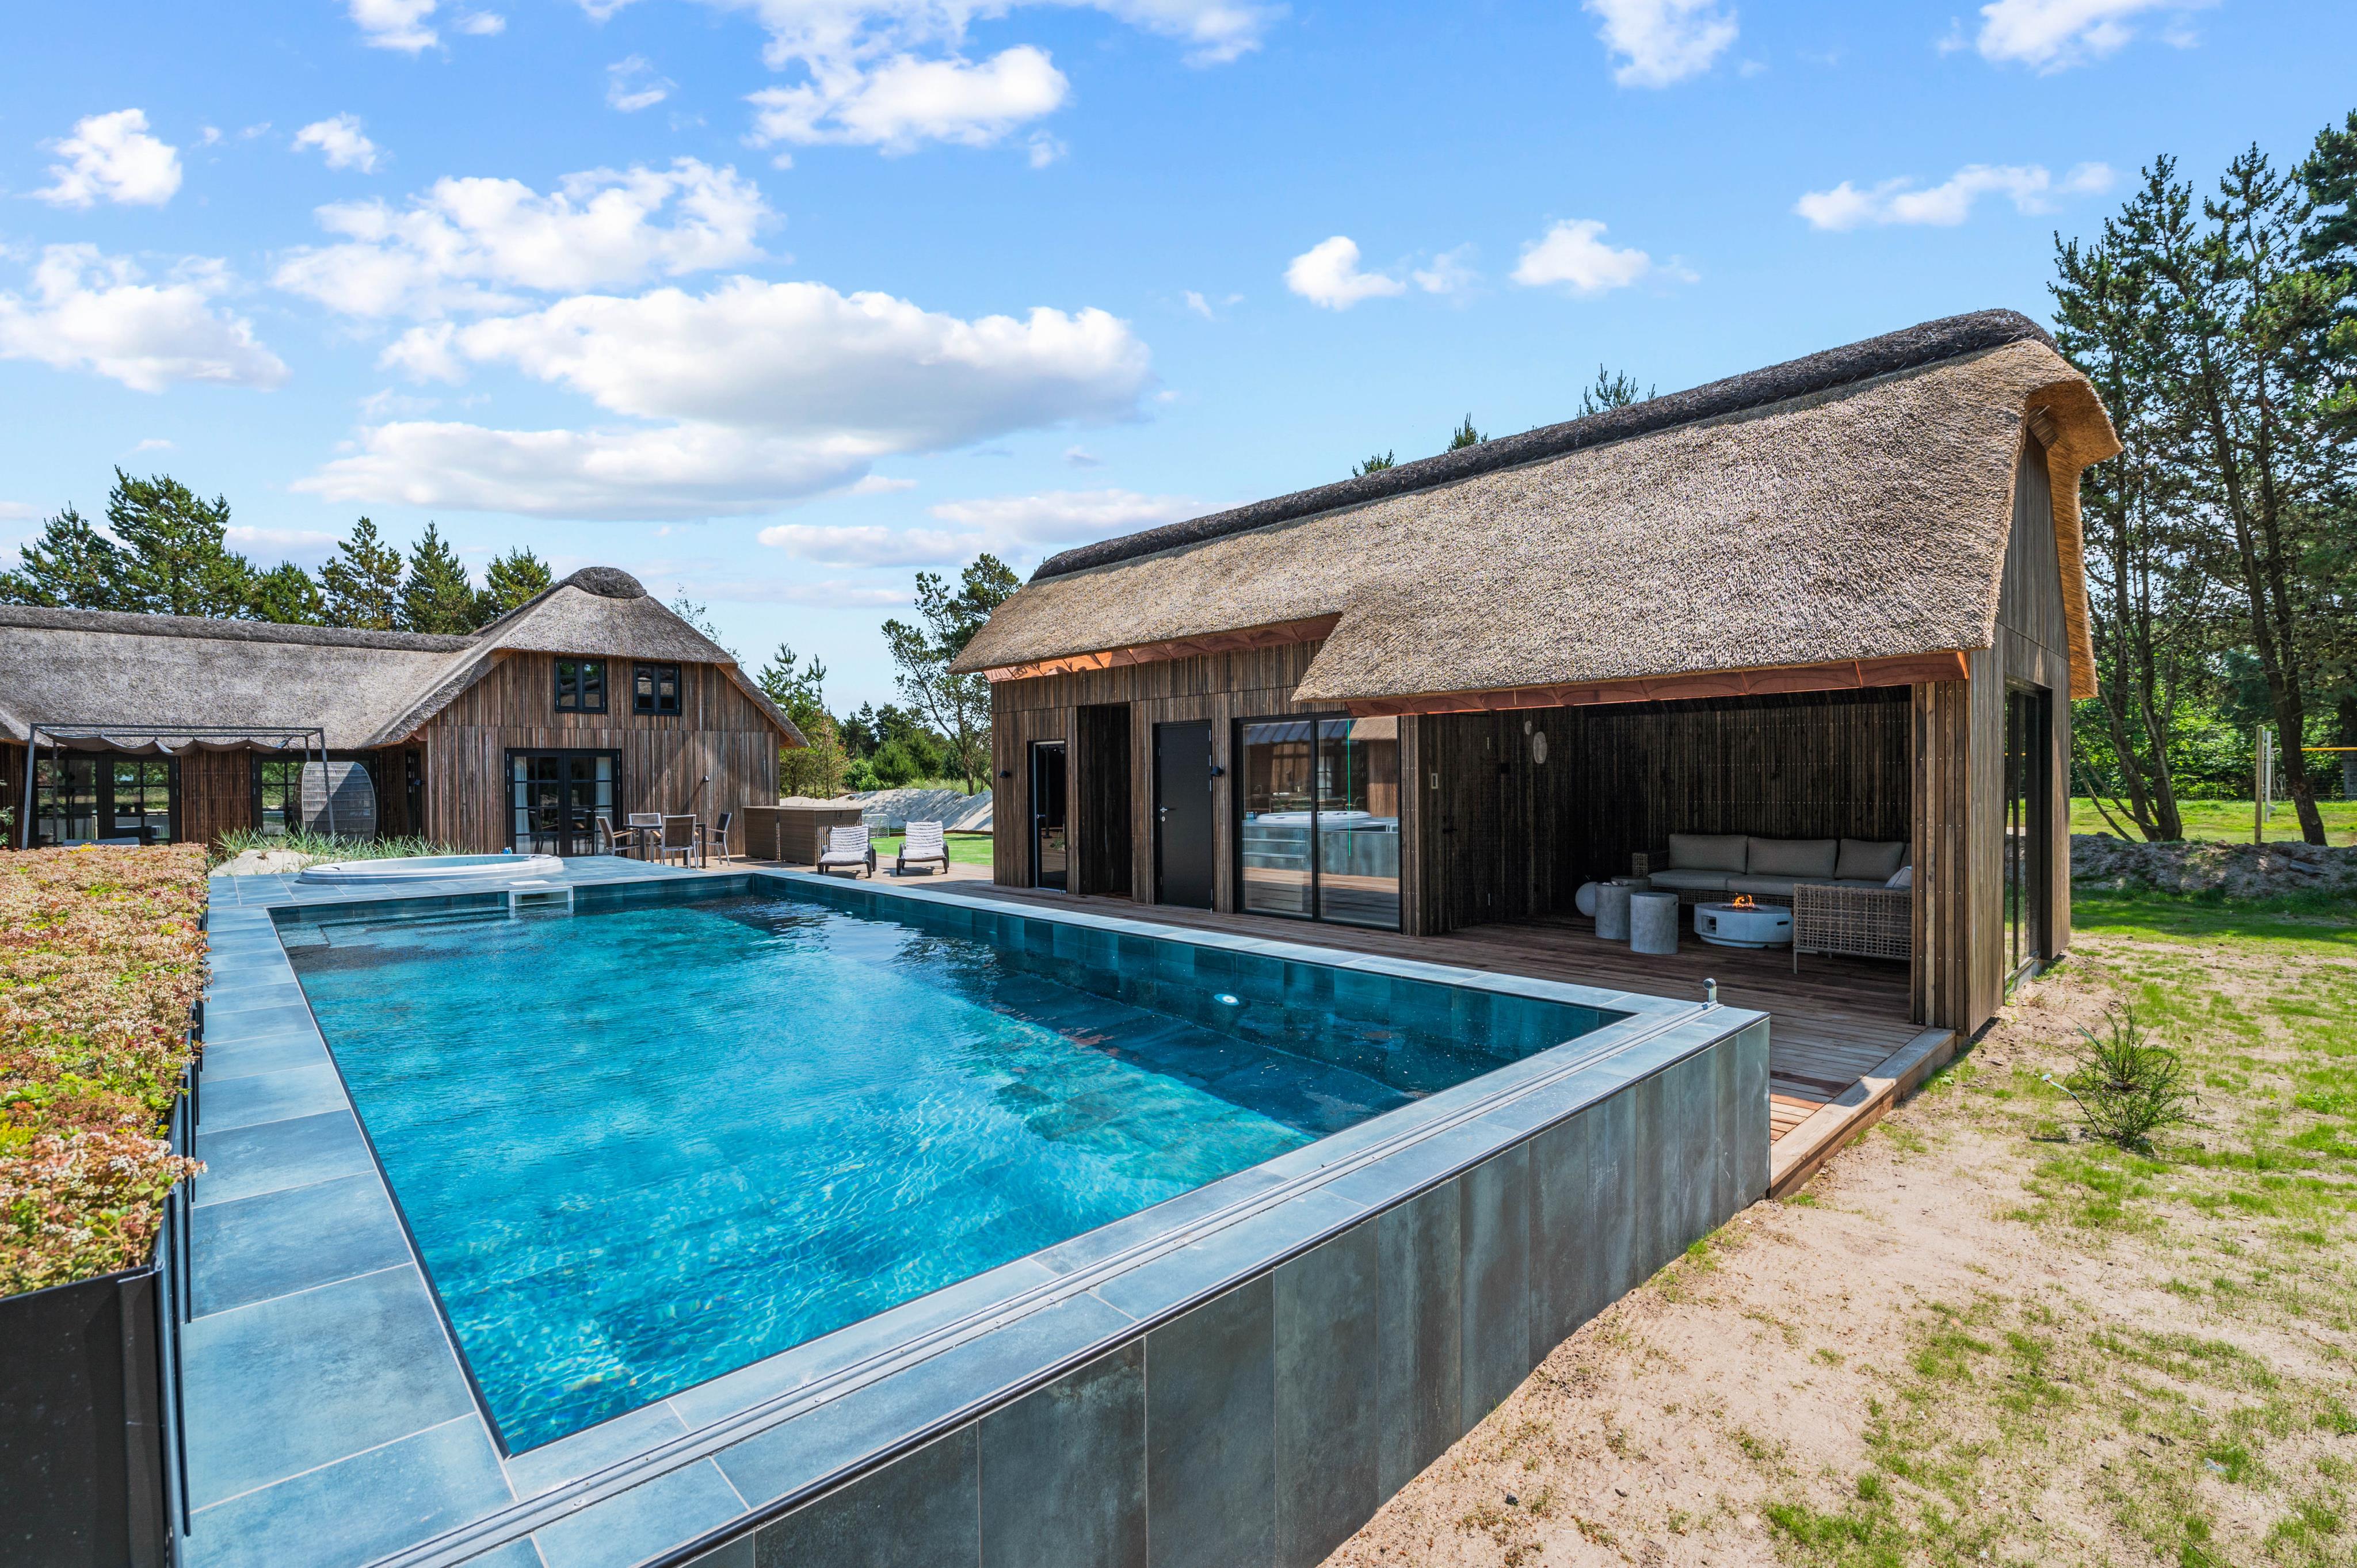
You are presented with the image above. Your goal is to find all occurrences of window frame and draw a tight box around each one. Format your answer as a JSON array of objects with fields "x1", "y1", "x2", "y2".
[
  {"x1": 554, "y1": 657, "x2": 609, "y2": 715},
  {"x1": 632, "y1": 661, "x2": 682, "y2": 717}
]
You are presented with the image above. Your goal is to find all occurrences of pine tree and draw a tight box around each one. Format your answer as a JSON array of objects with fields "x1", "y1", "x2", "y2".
[
  {"x1": 1353, "y1": 451, "x2": 1395, "y2": 476},
  {"x1": 0, "y1": 505, "x2": 127, "y2": 608},
  {"x1": 1578, "y1": 365, "x2": 1653, "y2": 416},
  {"x1": 1447, "y1": 414, "x2": 1486, "y2": 451},
  {"x1": 319, "y1": 517, "x2": 405, "y2": 630},
  {"x1": 476, "y1": 547, "x2": 552, "y2": 621},
  {"x1": 106, "y1": 470, "x2": 254, "y2": 617},
  {"x1": 760, "y1": 644, "x2": 848, "y2": 798},
  {"x1": 399, "y1": 523, "x2": 479, "y2": 634},
  {"x1": 249, "y1": 562, "x2": 328, "y2": 625}
]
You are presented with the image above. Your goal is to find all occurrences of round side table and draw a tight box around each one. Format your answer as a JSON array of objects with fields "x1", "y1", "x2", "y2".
[{"x1": 1629, "y1": 890, "x2": 1681, "y2": 955}]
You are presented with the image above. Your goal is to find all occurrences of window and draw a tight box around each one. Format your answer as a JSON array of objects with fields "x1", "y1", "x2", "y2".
[
  {"x1": 254, "y1": 757, "x2": 303, "y2": 838},
  {"x1": 555, "y1": 658, "x2": 608, "y2": 713},
  {"x1": 509, "y1": 749, "x2": 618, "y2": 854},
  {"x1": 632, "y1": 662, "x2": 681, "y2": 715}
]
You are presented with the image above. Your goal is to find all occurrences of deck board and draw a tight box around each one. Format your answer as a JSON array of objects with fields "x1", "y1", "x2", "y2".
[{"x1": 930, "y1": 882, "x2": 1927, "y2": 1146}]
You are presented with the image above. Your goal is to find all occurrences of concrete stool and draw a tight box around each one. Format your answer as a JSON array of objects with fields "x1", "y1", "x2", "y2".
[
  {"x1": 1629, "y1": 890, "x2": 1681, "y2": 955},
  {"x1": 1594, "y1": 880, "x2": 1633, "y2": 941}
]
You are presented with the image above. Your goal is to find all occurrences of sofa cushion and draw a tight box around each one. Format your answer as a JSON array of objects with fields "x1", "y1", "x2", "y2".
[
  {"x1": 1647, "y1": 868, "x2": 1731, "y2": 892},
  {"x1": 1834, "y1": 878, "x2": 1895, "y2": 890},
  {"x1": 1727, "y1": 875, "x2": 1799, "y2": 899},
  {"x1": 1746, "y1": 837, "x2": 1838, "y2": 879},
  {"x1": 1835, "y1": 837, "x2": 1907, "y2": 882},
  {"x1": 1667, "y1": 833, "x2": 1748, "y2": 873}
]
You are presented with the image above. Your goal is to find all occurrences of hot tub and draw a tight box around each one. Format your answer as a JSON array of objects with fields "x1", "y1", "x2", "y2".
[{"x1": 296, "y1": 853, "x2": 564, "y2": 885}]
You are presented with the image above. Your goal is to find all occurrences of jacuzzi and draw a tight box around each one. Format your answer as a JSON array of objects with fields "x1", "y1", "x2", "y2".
[{"x1": 297, "y1": 853, "x2": 565, "y2": 885}]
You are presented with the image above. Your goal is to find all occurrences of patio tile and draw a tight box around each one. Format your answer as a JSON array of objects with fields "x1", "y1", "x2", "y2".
[
  {"x1": 712, "y1": 1291, "x2": 1131, "y2": 1510},
  {"x1": 504, "y1": 1400, "x2": 689, "y2": 1497},
  {"x1": 196, "y1": 1037, "x2": 329, "y2": 1082},
  {"x1": 191, "y1": 1172, "x2": 411, "y2": 1318},
  {"x1": 1090, "y1": 1185, "x2": 1364, "y2": 1323},
  {"x1": 197, "y1": 1063, "x2": 349, "y2": 1132},
  {"x1": 182, "y1": 1417, "x2": 510, "y2": 1568},
  {"x1": 182, "y1": 1265, "x2": 476, "y2": 1507},
  {"x1": 201, "y1": 999, "x2": 314, "y2": 1037},
  {"x1": 531, "y1": 1459, "x2": 747, "y2": 1568},
  {"x1": 1032, "y1": 1168, "x2": 1288, "y2": 1277},
  {"x1": 192, "y1": 1109, "x2": 375, "y2": 1207},
  {"x1": 681, "y1": 1538, "x2": 756, "y2": 1568}
]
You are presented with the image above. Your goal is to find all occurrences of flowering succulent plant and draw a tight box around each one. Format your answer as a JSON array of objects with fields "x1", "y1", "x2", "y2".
[{"x1": 1, "y1": 845, "x2": 207, "y2": 1295}]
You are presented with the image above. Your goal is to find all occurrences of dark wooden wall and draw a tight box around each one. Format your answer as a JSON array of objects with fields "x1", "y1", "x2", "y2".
[
  {"x1": 415, "y1": 652, "x2": 782, "y2": 854},
  {"x1": 1074, "y1": 704, "x2": 1132, "y2": 896},
  {"x1": 1996, "y1": 433, "x2": 2074, "y2": 962},
  {"x1": 1414, "y1": 711, "x2": 1578, "y2": 932},
  {"x1": 989, "y1": 642, "x2": 1428, "y2": 920}
]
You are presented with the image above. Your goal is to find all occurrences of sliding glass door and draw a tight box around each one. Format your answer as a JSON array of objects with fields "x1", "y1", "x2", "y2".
[
  {"x1": 1236, "y1": 715, "x2": 1401, "y2": 929},
  {"x1": 32, "y1": 754, "x2": 176, "y2": 846}
]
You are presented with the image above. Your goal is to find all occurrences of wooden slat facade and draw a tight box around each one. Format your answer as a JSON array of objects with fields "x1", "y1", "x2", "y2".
[
  {"x1": 982, "y1": 433, "x2": 2081, "y2": 1041},
  {"x1": 411, "y1": 651, "x2": 779, "y2": 856}
]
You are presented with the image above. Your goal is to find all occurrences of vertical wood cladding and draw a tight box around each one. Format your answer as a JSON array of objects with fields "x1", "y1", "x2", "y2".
[
  {"x1": 414, "y1": 651, "x2": 781, "y2": 853},
  {"x1": 989, "y1": 641, "x2": 1395, "y2": 912},
  {"x1": 1997, "y1": 432, "x2": 2074, "y2": 959}
]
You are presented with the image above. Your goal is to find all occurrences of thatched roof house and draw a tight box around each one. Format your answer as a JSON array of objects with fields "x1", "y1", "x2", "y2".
[
  {"x1": 3, "y1": 567, "x2": 800, "y2": 854},
  {"x1": 960, "y1": 308, "x2": 2119, "y2": 1041},
  {"x1": 955, "y1": 310, "x2": 2117, "y2": 710}
]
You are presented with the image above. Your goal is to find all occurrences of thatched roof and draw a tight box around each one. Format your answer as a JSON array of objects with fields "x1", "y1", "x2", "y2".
[
  {"x1": 0, "y1": 567, "x2": 805, "y2": 750},
  {"x1": 954, "y1": 310, "x2": 2119, "y2": 704}
]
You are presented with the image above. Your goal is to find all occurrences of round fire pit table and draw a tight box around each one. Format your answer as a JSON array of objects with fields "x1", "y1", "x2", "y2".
[{"x1": 1695, "y1": 901, "x2": 1793, "y2": 949}]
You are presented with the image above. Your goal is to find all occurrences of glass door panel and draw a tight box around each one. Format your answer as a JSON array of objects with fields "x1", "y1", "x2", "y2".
[
  {"x1": 35, "y1": 756, "x2": 98, "y2": 846},
  {"x1": 1238, "y1": 719, "x2": 1314, "y2": 916},
  {"x1": 1031, "y1": 742, "x2": 1068, "y2": 890},
  {"x1": 2003, "y1": 688, "x2": 2049, "y2": 987},
  {"x1": 1314, "y1": 717, "x2": 1401, "y2": 928}
]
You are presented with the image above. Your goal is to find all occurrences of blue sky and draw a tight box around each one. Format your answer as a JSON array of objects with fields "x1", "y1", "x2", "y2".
[{"x1": 4, "y1": 0, "x2": 2352, "y2": 706}]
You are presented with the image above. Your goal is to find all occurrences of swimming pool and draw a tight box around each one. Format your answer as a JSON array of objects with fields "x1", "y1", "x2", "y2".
[{"x1": 282, "y1": 884, "x2": 1624, "y2": 1451}]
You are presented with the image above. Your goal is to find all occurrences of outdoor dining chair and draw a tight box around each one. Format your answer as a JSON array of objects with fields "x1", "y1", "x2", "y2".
[
  {"x1": 625, "y1": 812, "x2": 662, "y2": 861},
  {"x1": 655, "y1": 814, "x2": 698, "y2": 868},
  {"x1": 700, "y1": 811, "x2": 735, "y2": 867}
]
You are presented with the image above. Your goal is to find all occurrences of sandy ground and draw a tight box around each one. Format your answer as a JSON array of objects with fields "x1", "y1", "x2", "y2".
[{"x1": 1321, "y1": 928, "x2": 2355, "y2": 1567}]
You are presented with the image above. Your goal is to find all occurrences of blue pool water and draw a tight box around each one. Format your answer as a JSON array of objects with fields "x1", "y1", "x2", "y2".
[{"x1": 284, "y1": 887, "x2": 1618, "y2": 1450}]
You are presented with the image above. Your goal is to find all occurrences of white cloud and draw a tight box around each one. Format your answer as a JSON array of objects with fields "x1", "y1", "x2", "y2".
[
  {"x1": 1583, "y1": 0, "x2": 1737, "y2": 87},
  {"x1": 756, "y1": 521, "x2": 981, "y2": 565},
  {"x1": 128, "y1": 437, "x2": 176, "y2": 453},
  {"x1": 1510, "y1": 220, "x2": 1662, "y2": 296},
  {"x1": 0, "y1": 246, "x2": 289, "y2": 394},
  {"x1": 1795, "y1": 162, "x2": 2114, "y2": 230},
  {"x1": 697, "y1": 577, "x2": 909, "y2": 606},
  {"x1": 608, "y1": 55, "x2": 676, "y2": 111},
  {"x1": 747, "y1": 46, "x2": 1069, "y2": 153},
  {"x1": 1182, "y1": 289, "x2": 1215, "y2": 319},
  {"x1": 274, "y1": 158, "x2": 772, "y2": 319},
  {"x1": 1970, "y1": 0, "x2": 2209, "y2": 71},
  {"x1": 1063, "y1": 444, "x2": 1101, "y2": 467},
  {"x1": 1412, "y1": 245, "x2": 1478, "y2": 296},
  {"x1": 0, "y1": 502, "x2": 40, "y2": 521},
  {"x1": 928, "y1": 487, "x2": 1197, "y2": 540},
  {"x1": 300, "y1": 278, "x2": 1151, "y2": 518},
  {"x1": 35, "y1": 109, "x2": 183, "y2": 208},
  {"x1": 226, "y1": 525, "x2": 340, "y2": 562},
  {"x1": 1284, "y1": 236, "x2": 1406, "y2": 310},
  {"x1": 293, "y1": 115, "x2": 382, "y2": 173},
  {"x1": 711, "y1": 1, "x2": 1276, "y2": 157},
  {"x1": 456, "y1": 10, "x2": 506, "y2": 32},
  {"x1": 849, "y1": 473, "x2": 917, "y2": 493},
  {"x1": 350, "y1": 0, "x2": 440, "y2": 51}
]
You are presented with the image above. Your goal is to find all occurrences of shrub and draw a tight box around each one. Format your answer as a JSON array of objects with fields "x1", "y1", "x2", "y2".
[
  {"x1": 208, "y1": 827, "x2": 464, "y2": 870},
  {"x1": 1, "y1": 845, "x2": 207, "y2": 1295},
  {"x1": 2050, "y1": 1004, "x2": 2197, "y2": 1151}
]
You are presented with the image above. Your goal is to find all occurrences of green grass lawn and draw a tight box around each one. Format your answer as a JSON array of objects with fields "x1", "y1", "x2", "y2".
[
  {"x1": 867, "y1": 831, "x2": 994, "y2": 867},
  {"x1": 2071, "y1": 795, "x2": 2357, "y2": 846}
]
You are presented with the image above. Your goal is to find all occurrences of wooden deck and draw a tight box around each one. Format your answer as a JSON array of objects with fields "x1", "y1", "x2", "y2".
[{"x1": 925, "y1": 875, "x2": 1952, "y2": 1188}]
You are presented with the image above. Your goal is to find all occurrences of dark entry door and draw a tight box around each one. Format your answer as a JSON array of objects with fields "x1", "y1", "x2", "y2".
[
  {"x1": 1031, "y1": 741, "x2": 1068, "y2": 890},
  {"x1": 1154, "y1": 721, "x2": 1215, "y2": 908},
  {"x1": 508, "y1": 750, "x2": 617, "y2": 855}
]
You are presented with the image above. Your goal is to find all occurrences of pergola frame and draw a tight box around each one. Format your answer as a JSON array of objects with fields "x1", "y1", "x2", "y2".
[{"x1": 17, "y1": 724, "x2": 333, "y2": 849}]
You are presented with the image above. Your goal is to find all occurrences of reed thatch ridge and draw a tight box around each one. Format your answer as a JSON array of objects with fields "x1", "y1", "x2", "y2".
[
  {"x1": 1030, "y1": 308, "x2": 2058, "y2": 583},
  {"x1": 952, "y1": 312, "x2": 2122, "y2": 705},
  {"x1": 0, "y1": 567, "x2": 806, "y2": 751}
]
